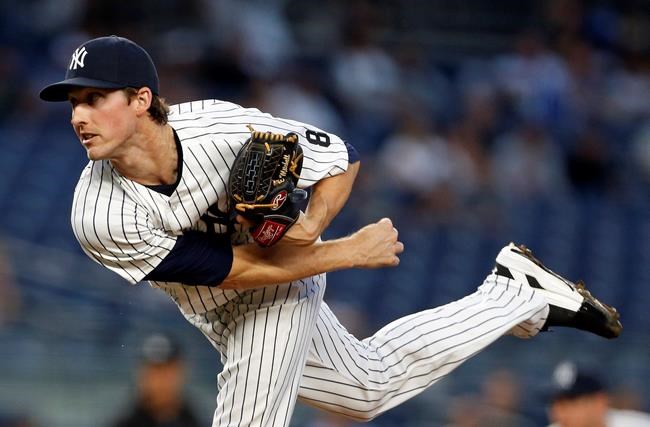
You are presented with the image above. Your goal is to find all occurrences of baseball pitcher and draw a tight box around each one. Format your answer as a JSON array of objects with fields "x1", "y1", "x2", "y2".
[{"x1": 40, "y1": 36, "x2": 621, "y2": 427}]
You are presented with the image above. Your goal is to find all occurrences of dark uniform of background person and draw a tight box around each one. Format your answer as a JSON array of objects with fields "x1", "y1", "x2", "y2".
[{"x1": 112, "y1": 333, "x2": 200, "y2": 427}]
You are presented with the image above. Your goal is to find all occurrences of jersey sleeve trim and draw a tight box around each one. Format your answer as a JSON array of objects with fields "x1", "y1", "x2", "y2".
[{"x1": 143, "y1": 230, "x2": 234, "y2": 286}]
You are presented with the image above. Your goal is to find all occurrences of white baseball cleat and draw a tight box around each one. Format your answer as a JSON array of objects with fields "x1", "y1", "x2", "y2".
[{"x1": 494, "y1": 243, "x2": 622, "y2": 339}]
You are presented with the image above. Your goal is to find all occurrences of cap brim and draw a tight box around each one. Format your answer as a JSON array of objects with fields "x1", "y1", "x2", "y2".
[
  {"x1": 39, "y1": 77, "x2": 125, "y2": 102},
  {"x1": 543, "y1": 386, "x2": 605, "y2": 403}
]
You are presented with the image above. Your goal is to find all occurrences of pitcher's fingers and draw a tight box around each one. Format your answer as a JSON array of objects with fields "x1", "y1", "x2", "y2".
[{"x1": 378, "y1": 217, "x2": 393, "y2": 227}]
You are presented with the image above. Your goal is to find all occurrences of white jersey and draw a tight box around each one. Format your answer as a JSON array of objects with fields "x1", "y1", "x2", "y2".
[
  {"x1": 70, "y1": 99, "x2": 552, "y2": 427},
  {"x1": 71, "y1": 98, "x2": 348, "y2": 287}
]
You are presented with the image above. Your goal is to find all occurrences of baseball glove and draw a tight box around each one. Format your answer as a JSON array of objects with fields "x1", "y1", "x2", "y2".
[{"x1": 228, "y1": 127, "x2": 307, "y2": 247}]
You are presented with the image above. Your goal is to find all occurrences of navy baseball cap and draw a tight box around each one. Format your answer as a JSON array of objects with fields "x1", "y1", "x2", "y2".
[
  {"x1": 39, "y1": 35, "x2": 159, "y2": 102},
  {"x1": 548, "y1": 361, "x2": 606, "y2": 401}
]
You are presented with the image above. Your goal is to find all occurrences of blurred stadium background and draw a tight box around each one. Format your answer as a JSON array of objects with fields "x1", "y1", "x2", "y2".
[{"x1": 0, "y1": 0, "x2": 649, "y2": 426}]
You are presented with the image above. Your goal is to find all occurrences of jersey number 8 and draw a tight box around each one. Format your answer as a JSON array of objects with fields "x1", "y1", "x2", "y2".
[{"x1": 305, "y1": 129, "x2": 330, "y2": 147}]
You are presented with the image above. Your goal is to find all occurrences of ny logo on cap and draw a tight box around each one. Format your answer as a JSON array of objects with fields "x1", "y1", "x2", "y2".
[{"x1": 69, "y1": 47, "x2": 88, "y2": 70}]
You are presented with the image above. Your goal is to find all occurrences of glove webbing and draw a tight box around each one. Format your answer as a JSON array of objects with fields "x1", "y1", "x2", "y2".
[{"x1": 233, "y1": 129, "x2": 303, "y2": 212}]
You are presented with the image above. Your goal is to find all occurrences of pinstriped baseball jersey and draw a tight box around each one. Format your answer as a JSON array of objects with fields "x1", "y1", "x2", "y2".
[{"x1": 71, "y1": 99, "x2": 348, "y2": 286}]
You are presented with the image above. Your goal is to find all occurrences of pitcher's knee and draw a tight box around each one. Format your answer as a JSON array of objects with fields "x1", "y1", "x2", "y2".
[
  {"x1": 337, "y1": 391, "x2": 390, "y2": 422},
  {"x1": 340, "y1": 405, "x2": 383, "y2": 423}
]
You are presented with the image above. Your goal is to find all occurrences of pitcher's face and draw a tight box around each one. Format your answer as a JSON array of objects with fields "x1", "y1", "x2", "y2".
[{"x1": 69, "y1": 87, "x2": 138, "y2": 160}]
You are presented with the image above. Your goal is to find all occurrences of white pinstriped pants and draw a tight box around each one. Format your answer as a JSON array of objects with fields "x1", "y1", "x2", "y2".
[{"x1": 192, "y1": 273, "x2": 548, "y2": 427}]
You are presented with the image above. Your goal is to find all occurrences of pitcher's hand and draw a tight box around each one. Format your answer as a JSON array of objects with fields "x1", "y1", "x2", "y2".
[{"x1": 349, "y1": 218, "x2": 404, "y2": 268}]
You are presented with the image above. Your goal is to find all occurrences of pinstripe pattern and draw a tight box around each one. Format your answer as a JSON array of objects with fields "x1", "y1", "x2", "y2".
[
  {"x1": 70, "y1": 99, "x2": 349, "y2": 283},
  {"x1": 70, "y1": 98, "x2": 552, "y2": 426},
  {"x1": 213, "y1": 277, "x2": 325, "y2": 427},
  {"x1": 297, "y1": 274, "x2": 548, "y2": 422}
]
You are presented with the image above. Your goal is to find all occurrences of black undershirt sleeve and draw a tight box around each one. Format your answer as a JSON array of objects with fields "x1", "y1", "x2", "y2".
[{"x1": 143, "y1": 231, "x2": 233, "y2": 286}]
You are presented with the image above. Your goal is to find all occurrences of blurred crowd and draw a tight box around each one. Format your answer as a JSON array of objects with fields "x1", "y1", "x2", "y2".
[
  {"x1": 0, "y1": 0, "x2": 649, "y2": 426},
  {"x1": 1, "y1": 0, "x2": 649, "y2": 230}
]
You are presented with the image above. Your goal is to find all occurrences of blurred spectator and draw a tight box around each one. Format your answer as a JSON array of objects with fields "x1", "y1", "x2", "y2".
[
  {"x1": 600, "y1": 53, "x2": 650, "y2": 125},
  {"x1": 111, "y1": 333, "x2": 200, "y2": 427},
  {"x1": 557, "y1": 36, "x2": 611, "y2": 138},
  {"x1": 330, "y1": 11, "x2": 399, "y2": 150},
  {"x1": 376, "y1": 109, "x2": 456, "y2": 221},
  {"x1": 445, "y1": 123, "x2": 492, "y2": 203},
  {"x1": 394, "y1": 45, "x2": 454, "y2": 122},
  {"x1": 479, "y1": 369, "x2": 535, "y2": 427},
  {"x1": 331, "y1": 3, "x2": 398, "y2": 115},
  {"x1": 491, "y1": 121, "x2": 568, "y2": 200},
  {"x1": 493, "y1": 29, "x2": 571, "y2": 127},
  {"x1": 202, "y1": 0, "x2": 295, "y2": 80},
  {"x1": 443, "y1": 394, "x2": 483, "y2": 427},
  {"x1": 546, "y1": 361, "x2": 650, "y2": 427},
  {"x1": 444, "y1": 370, "x2": 534, "y2": 427},
  {"x1": 331, "y1": 28, "x2": 399, "y2": 116},
  {"x1": 459, "y1": 83, "x2": 501, "y2": 146},
  {"x1": 251, "y1": 67, "x2": 345, "y2": 135}
]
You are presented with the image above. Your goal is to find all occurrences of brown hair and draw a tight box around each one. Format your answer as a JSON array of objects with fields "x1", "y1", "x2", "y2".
[{"x1": 123, "y1": 87, "x2": 170, "y2": 125}]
